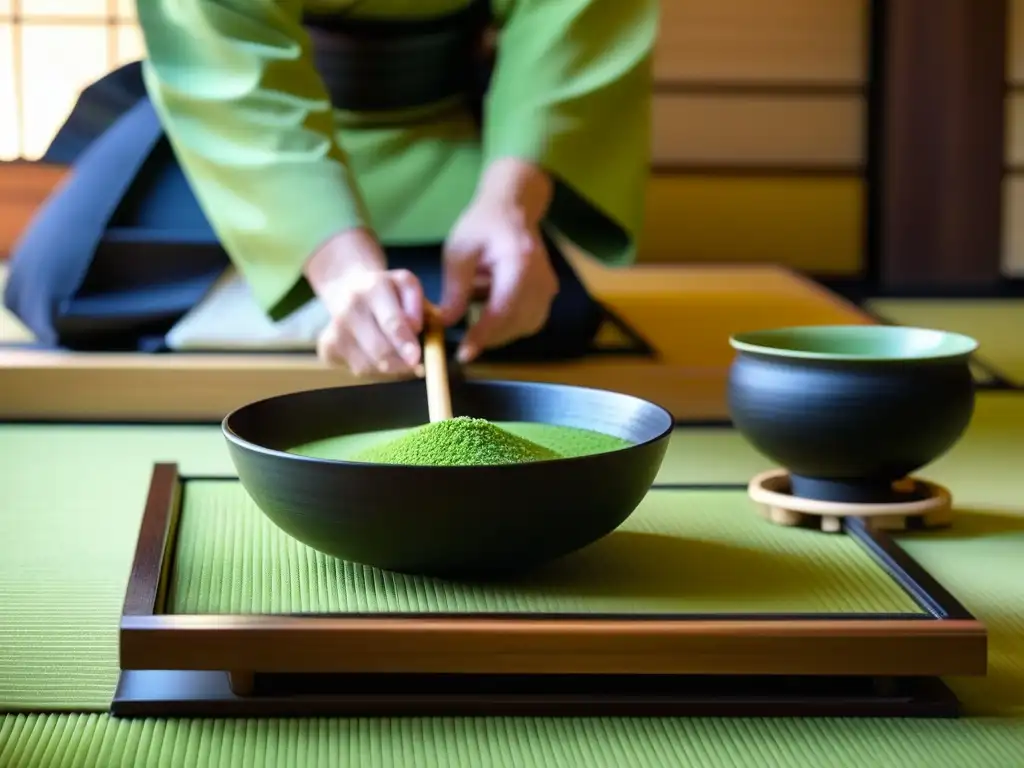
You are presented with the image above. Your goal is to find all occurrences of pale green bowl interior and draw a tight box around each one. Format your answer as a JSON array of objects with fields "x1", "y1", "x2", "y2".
[{"x1": 729, "y1": 325, "x2": 978, "y2": 362}]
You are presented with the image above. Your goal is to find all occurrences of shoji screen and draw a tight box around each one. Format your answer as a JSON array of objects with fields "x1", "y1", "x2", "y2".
[
  {"x1": 0, "y1": 1, "x2": 143, "y2": 160},
  {"x1": 644, "y1": 0, "x2": 869, "y2": 273},
  {"x1": 1004, "y1": 1, "x2": 1024, "y2": 278}
]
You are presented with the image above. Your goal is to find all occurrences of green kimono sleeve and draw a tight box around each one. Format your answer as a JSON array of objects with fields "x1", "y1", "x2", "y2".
[
  {"x1": 137, "y1": 0, "x2": 371, "y2": 320},
  {"x1": 485, "y1": 0, "x2": 658, "y2": 264}
]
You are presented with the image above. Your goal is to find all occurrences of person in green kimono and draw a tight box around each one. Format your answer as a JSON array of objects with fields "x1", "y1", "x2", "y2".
[{"x1": 3, "y1": 0, "x2": 657, "y2": 371}]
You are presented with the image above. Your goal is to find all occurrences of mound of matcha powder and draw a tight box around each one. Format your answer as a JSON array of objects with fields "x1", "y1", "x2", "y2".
[{"x1": 352, "y1": 416, "x2": 563, "y2": 466}]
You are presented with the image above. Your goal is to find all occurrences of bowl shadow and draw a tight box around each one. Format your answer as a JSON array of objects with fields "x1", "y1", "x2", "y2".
[{"x1": 494, "y1": 529, "x2": 847, "y2": 611}]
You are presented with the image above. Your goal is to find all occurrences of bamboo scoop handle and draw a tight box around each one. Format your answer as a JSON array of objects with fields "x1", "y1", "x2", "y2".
[{"x1": 422, "y1": 305, "x2": 453, "y2": 423}]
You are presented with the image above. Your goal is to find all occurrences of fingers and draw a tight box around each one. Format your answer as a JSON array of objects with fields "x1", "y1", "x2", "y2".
[
  {"x1": 316, "y1": 270, "x2": 424, "y2": 375},
  {"x1": 316, "y1": 322, "x2": 374, "y2": 376},
  {"x1": 457, "y1": 237, "x2": 558, "y2": 364},
  {"x1": 367, "y1": 275, "x2": 422, "y2": 368},
  {"x1": 457, "y1": 256, "x2": 521, "y2": 363},
  {"x1": 353, "y1": 306, "x2": 414, "y2": 375},
  {"x1": 391, "y1": 269, "x2": 425, "y2": 335},
  {"x1": 322, "y1": 302, "x2": 408, "y2": 375},
  {"x1": 460, "y1": 288, "x2": 553, "y2": 363},
  {"x1": 438, "y1": 241, "x2": 480, "y2": 327}
]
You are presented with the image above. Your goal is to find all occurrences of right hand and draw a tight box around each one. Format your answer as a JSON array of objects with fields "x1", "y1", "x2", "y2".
[{"x1": 303, "y1": 228, "x2": 425, "y2": 376}]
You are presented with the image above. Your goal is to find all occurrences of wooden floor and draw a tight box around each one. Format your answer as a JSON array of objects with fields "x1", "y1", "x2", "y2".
[{"x1": 0, "y1": 258, "x2": 873, "y2": 422}]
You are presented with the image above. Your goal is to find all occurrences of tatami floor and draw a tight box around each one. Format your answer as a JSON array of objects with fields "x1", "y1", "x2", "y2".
[
  {"x1": 2, "y1": 263, "x2": 1024, "y2": 766},
  {"x1": 869, "y1": 298, "x2": 1024, "y2": 388}
]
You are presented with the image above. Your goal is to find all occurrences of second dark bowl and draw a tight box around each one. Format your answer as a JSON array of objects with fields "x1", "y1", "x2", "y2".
[
  {"x1": 727, "y1": 325, "x2": 978, "y2": 503},
  {"x1": 222, "y1": 379, "x2": 673, "y2": 578}
]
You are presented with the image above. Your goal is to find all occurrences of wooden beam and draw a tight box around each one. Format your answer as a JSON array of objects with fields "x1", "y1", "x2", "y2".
[
  {"x1": 877, "y1": 0, "x2": 1007, "y2": 288},
  {"x1": 0, "y1": 162, "x2": 66, "y2": 259}
]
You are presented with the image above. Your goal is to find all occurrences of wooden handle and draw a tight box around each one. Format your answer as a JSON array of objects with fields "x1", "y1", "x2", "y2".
[{"x1": 422, "y1": 307, "x2": 453, "y2": 423}]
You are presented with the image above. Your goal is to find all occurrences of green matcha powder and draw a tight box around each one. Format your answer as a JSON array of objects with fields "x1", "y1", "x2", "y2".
[
  {"x1": 352, "y1": 417, "x2": 561, "y2": 466},
  {"x1": 290, "y1": 418, "x2": 632, "y2": 467}
]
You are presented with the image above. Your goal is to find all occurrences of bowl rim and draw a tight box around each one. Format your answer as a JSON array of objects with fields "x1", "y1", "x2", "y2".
[
  {"x1": 729, "y1": 324, "x2": 979, "y2": 362},
  {"x1": 221, "y1": 378, "x2": 676, "y2": 471}
]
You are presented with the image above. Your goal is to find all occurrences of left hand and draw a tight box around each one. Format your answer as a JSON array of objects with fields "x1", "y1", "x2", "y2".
[{"x1": 438, "y1": 160, "x2": 559, "y2": 363}]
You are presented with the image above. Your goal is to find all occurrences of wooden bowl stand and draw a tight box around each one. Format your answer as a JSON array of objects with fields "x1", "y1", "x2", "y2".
[{"x1": 748, "y1": 469, "x2": 954, "y2": 533}]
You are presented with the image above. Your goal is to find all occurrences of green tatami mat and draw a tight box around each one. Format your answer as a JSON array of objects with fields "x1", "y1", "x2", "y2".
[
  {"x1": 3, "y1": 713, "x2": 1024, "y2": 768},
  {"x1": 170, "y1": 484, "x2": 919, "y2": 616},
  {"x1": 868, "y1": 298, "x2": 1024, "y2": 384},
  {"x1": 3, "y1": 400, "x2": 1023, "y2": 713},
  {"x1": 0, "y1": 425, "x2": 231, "y2": 711}
]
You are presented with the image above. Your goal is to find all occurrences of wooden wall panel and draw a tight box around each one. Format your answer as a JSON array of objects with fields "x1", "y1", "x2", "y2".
[
  {"x1": 652, "y1": 94, "x2": 863, "y2": 168},
  {"x1": 1006, "y1": 93, "x2": 1024, "y2": 166},
  {"x1": 1009, "y1": 0, "x2": 1024, "y2": 85},
  {"x1": 1002, "y1": 179, "x2": 1024, "y2": 277},
  {"x1": 650, "y1": 0, "x2": 868, "y2": 274},
  {"x1": 655, "y1": 0, "x2": 868, "y2": 84},
  {"x1": 640, "y1": 176, "x2": 864, "y2": 273},
  {"x1": 1006, "y1": 0, "x2": 1024, "y2": 276},
  {"x1": 0, "y1": 164, "x2": 864, "y2": 274},
  {"x1": 0, "y1": 162, "x2": 64, "y2": 258}
]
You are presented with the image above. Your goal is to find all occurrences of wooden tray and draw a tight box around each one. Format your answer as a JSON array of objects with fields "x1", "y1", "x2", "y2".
[{"x1": 113, "y1": 465, "x2": 987, "y2": 718}]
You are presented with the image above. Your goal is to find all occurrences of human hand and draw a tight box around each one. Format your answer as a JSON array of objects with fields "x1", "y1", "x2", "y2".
[
  {"x1": 303, "y1": 227, "x2": 424, "y2": 376},
  {"x1": 438, "y1": 159, "x2": 558, "y2": 363}
]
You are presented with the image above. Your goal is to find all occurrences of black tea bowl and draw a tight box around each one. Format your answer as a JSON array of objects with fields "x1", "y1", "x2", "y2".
[
  {"x1": 727, "y1": 325, "x2": 979, "y2": 503},
  {"x1": 222, "y1": 379, "x2": 673, "y2": 579}
]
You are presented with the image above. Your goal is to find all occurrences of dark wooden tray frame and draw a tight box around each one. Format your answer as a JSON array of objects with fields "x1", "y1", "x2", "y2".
[{"x1": 112, "y1": 464, "x2": 988, "y2": 718}]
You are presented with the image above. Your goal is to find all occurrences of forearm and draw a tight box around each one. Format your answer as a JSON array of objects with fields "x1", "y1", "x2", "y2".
[
  {"x1": 481, "y1": 0, "x2": 658, "y2": 263},
  {"x1": 476, "y1": 157, "x2": 553, "y2": 225}
]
